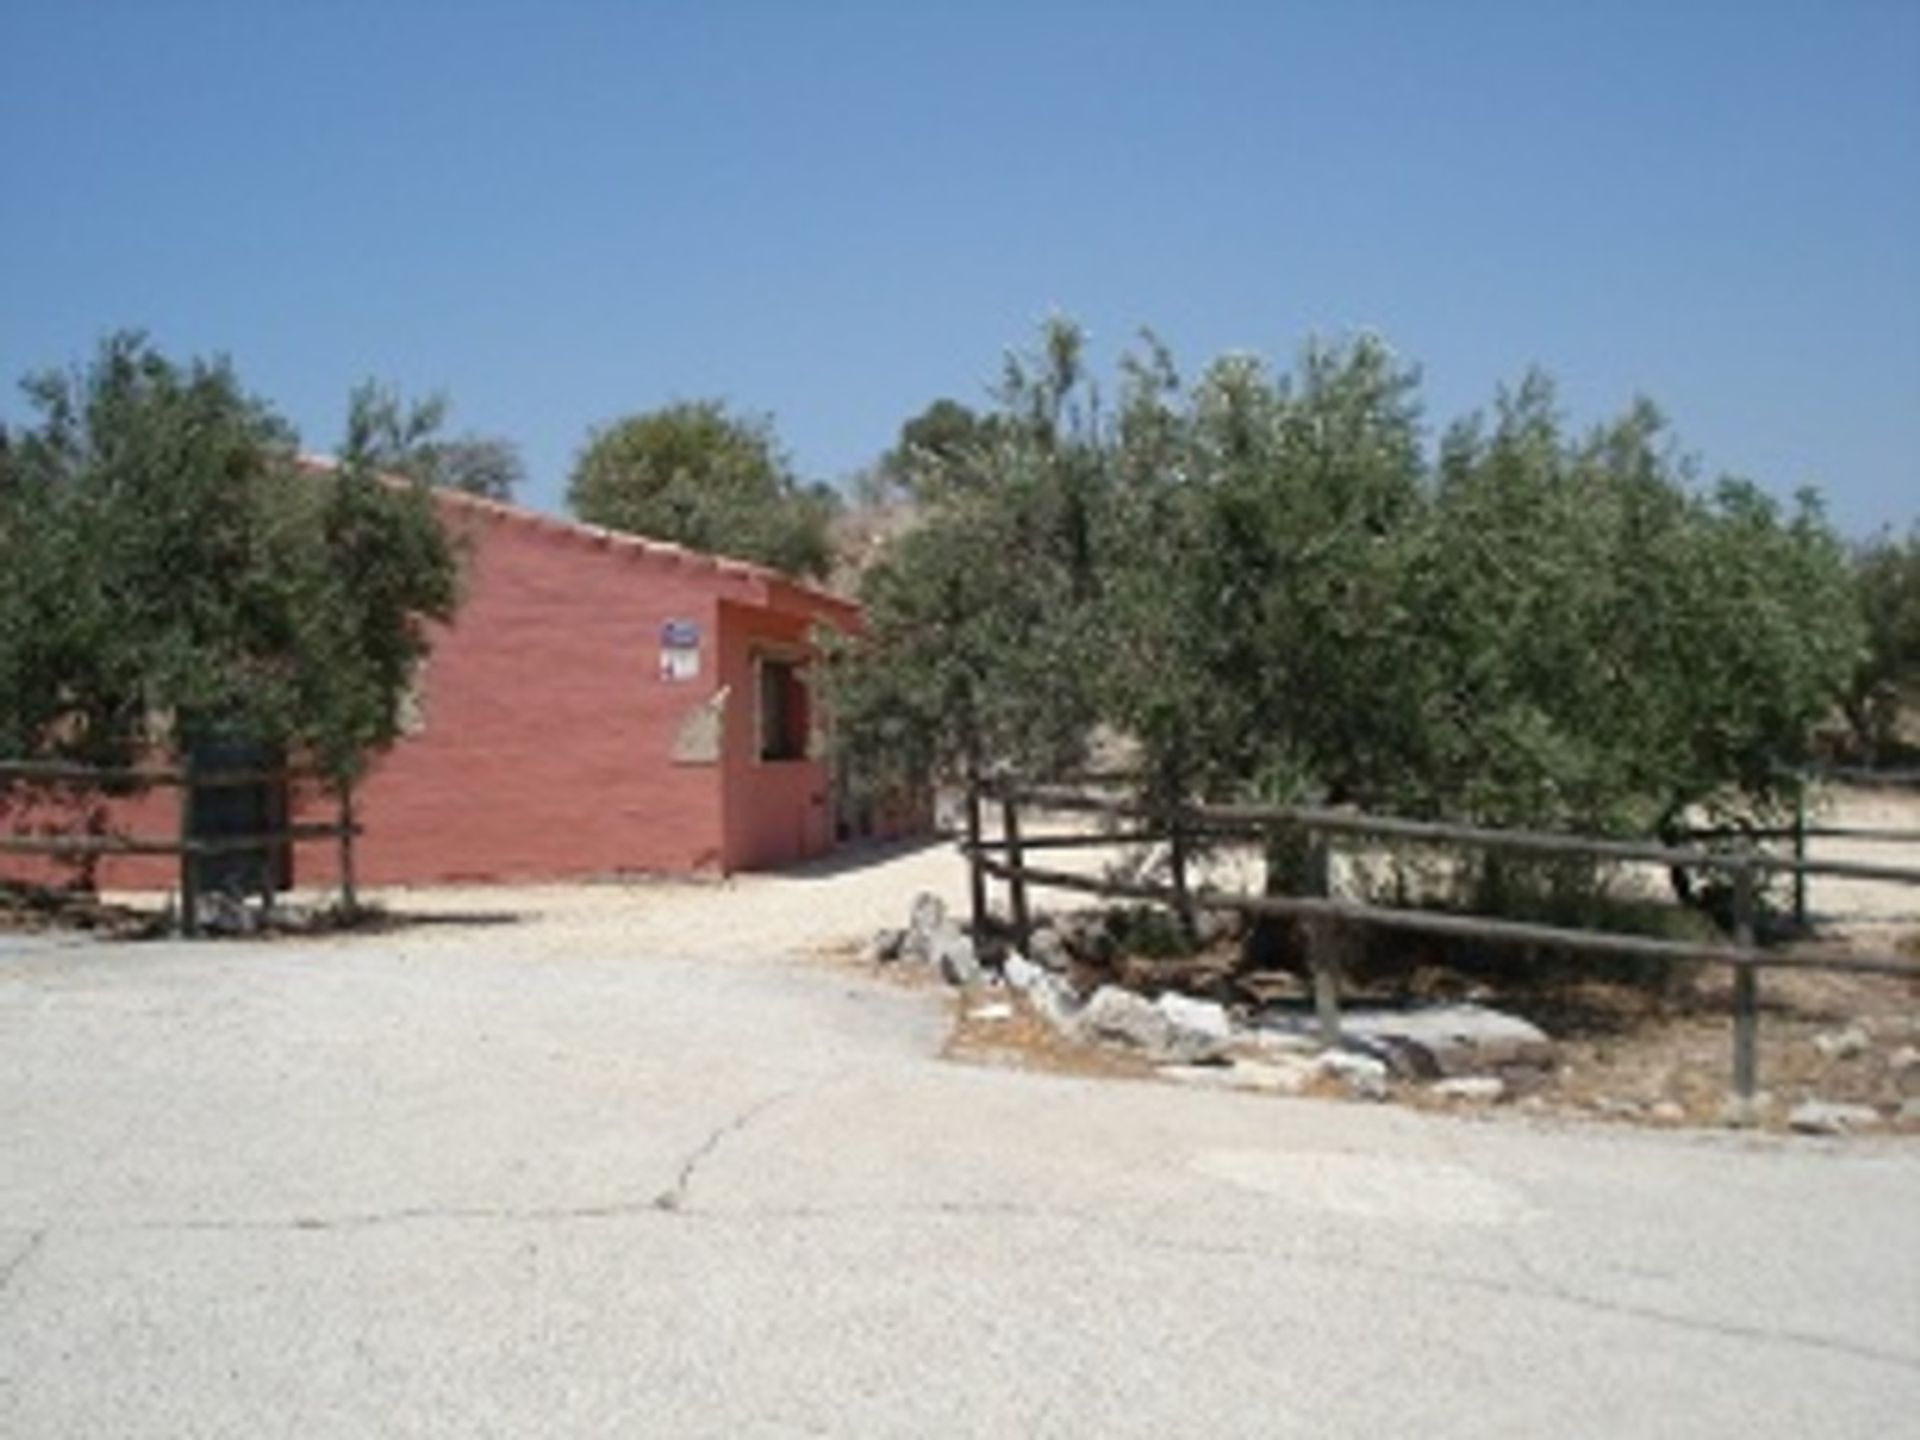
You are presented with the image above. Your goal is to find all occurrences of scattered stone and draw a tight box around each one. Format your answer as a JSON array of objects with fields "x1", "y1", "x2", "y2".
[
  {"x1": 1812, "y1": 1026, "x2": 1871, "y2": 1062},
  {"x1": 904, "y1": 892, "x2": 948, "y2": 960},
  {"x1": 1648, "y1": 1101, "x2": 1687, "y2": 1125},
  {"x1": 1002, "y1": 951, "x2": 1081, "y2": 1029},
  {"x1": 1296, "y1": 1004, "x2": 1553, "y2": 1078},
  {"x1": 1314, "y1": 1049, "x2": 1390, "y2": 1101},
  {"x1": 1239, "y1": 1026, "x2": 1320, "y2": 1059},
  {"x1": 966, "y1": 1002, "x2": 1014, "y2": 1023},
  {"x1": 1028, "y1": 926, "x2": 1072, "y2": 973},
  {"x1": 863, "y1": 927, "x2": 905, "y2": 964},
  {"x1": 1224, "y1": 1058, "x2": 1317, "y2": 1095},
  {"x1": 1888, "y1": 1045, "x2": 1920, "y2": 1075},
  {"x1": 1431, "y1": 1076, "x2": 1504, "y2": 1104},
  {"x1": 1002, "y1": 952, "x2": 1044, "y2": 993},
  {"x1": 1154, "y1": 993, "x2": 1233, "y2": 1063},
  {"x1": 1788, "y1": 1100, "x2": 1882, "y2": 1136},
  {"x1": 932, "y1": 929, "x2": 982, "y2": 988},
  {"x1": 1075, "y1": 986, "x2": 1174, "y2": 1054},
  {"x1": 196, "y1": 892, "x2": 261, "y2": 936},
  {"x1": 1071, "y1": 986, "x2": 1232, "y2": 1063},
  {"x1": 1719, "y1": 1091, "x2": 1775, "y2": 1128}
]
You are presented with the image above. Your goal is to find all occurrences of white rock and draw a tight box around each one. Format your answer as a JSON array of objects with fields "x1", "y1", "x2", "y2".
[
  {"x1": 1648, "y1": 1101, "x2": 1687, "y2": 1124},
  {"x1": 1887, "y1": 1045, "x2": 1919, "y2": 1074},
  {"x1": 966, "y1": 1002, "x2": 1013, "y2": 1022},
  {"x1": 1334, "y1": 1003, "x2": 1553, "y2": 1077},
  {"x1": 1788, "y1": 1100, "x2": 1882, "y2": 1136},
  {"x1": 1076, "y1": 986, "x2": 1174, "y2": 1053},
  {"x1": 1154, "y1": 993, "x2": 1233, "y2": 1063},
  {"x1": 1002, "y1": 952, "x2": 1046, "y2": 994},
  {"x1": 1240, "y1": 1027, "x2": 1321, "y2": 1059},
  {"x1": 933, "y1": 930, "x2": 982, "y2": 987},
  {"x1": 1028, "y1": 926, "x2": 1072, "y2": 972},
  {"x1": 902, "y1": 892, "x2": 948, "y2": 963},
  {"x1": 1225, "y1": 1059, "x2": 1317, "y2": 1095},
  {"x1": 1719, "y1": 1091, "x2": 1775, "y2": 1128},
  {"x1": 1812, "y1": 1026, "x2": 1871, "y2": 1062},
  {"x1": 1315, "y1": 1049, "x2": 1390, "y2": 1101},
  {"x1": 1431, "y1": 1076, "x2": 1504, "y2": 1104}
]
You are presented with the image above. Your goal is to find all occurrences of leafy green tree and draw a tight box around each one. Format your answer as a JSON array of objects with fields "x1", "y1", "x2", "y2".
[
  {"x1": 867, "y1": 397, "x2": 1003, "y2": 503},
  {"x1": 1843, "y1": 525, "x2": 1920, "y2": 760},
  {"x1": 833, "y1": 318, "x2": 1866, "y2": 939},
  {"x1": 0, "y1": 336, "x2": 461, "y2": 880},
  {"x1": 428, "y1": 433, "x2": 525, "y2": 503},
  {"x1": 827, "y1": 322, "x2": 1107, "y2": 795},
  {"x1": 568, "y1": 400, "x2": 834, "y2": 577}
]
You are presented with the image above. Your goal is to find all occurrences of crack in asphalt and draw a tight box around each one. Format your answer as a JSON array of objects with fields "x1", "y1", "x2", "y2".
[
  {"x1": 17, "y1": 1191, "x2": 1915, "y2": 1377},
  {"x1": 0, "y1": 1231, "x2": 46, "y2": 1304},
  {"x1": 1108, "y1": 1226, "x2": 1920, "y2": 1377},
  {"x1": 651, "y1": 1086, "x2": 799, "y2": 1214}
]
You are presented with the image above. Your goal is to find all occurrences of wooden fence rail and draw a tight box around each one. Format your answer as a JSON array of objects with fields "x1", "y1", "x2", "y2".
[
  {"x1": 961, "y1": 781, "x2": 1920, "y2": 1114},
  {"x1": 1, "y1": 759, "x2": 358, "y2": 935}
]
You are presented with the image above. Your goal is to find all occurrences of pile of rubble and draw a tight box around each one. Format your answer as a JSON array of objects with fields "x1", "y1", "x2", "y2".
[{"x1": 868, "y1": 894, "x2": 1554, "y2": 1105}]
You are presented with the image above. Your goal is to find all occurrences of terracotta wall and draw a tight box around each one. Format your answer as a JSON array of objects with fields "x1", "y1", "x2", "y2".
[
  {"x1": 1, "y1": 501, "x2": 874, "y2": 892},
  {"x1": 715, "y1": 600, "x2": 835, "y2": 871}
]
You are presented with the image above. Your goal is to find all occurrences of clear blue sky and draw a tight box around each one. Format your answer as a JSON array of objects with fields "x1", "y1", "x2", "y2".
[{"x1": 3, "y1": 1, "x2": 1915, "y2": 534}]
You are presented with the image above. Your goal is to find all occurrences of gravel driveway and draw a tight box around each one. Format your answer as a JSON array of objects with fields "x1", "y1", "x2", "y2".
[{"x1": 3, "y1": 835, "x2": 1917, "y2": 1438}]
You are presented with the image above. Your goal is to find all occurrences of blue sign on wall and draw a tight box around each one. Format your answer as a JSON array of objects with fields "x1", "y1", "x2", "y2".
[{"x1": 661, "y1": 619, "x2": 700, "y2": 648}]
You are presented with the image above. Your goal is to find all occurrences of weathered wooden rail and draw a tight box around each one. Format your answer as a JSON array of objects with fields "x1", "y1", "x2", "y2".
[
  {"x1": 0, "y1": 759, "x2": 359, "y2": 935},
  {"x1": 960, "y1": 782, "x2": 1920, "y2": 1113}
]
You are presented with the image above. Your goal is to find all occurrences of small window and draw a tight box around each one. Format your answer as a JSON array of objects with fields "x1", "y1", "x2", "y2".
[{"x1": 757, "y1": 657, "x2": 809, "y2": 762}]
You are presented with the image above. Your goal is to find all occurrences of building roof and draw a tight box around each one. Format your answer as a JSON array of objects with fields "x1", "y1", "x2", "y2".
[{"x1": 298, "y1": 456, "x2": 858, "y2": 624}]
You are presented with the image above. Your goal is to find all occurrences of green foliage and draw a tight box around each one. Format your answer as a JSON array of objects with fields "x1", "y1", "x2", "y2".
[
  {"x1": 831, "y1": 320, "x2": 1866, "y2": 886},
  {"x1": 427, "y1": 433, "x2": 525, "y2": 503},
  {"x1": 869, "y1": 397, "x2": 1004, "y2": 502},
  {"x1": 1843, "y1": 525, "x2": 1920, "y2": 760},
  {"x1": 0, "y1": 336, "x2": 460, "y2": 801},
  {"x1": 825, "y1": 321, "x2": 1105, "y2": 792},
  {"x1": 567, "y1": 400, "x2": 835, "y2": 577}
]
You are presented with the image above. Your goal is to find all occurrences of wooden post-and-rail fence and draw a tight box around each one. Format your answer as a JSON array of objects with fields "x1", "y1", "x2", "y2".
[
  {"x1": 960, "y1": 779, "x2": 1920, "y2": 1113},
  {"x1": 0, "y1": 759, "x2": 360, "y2": 935}
]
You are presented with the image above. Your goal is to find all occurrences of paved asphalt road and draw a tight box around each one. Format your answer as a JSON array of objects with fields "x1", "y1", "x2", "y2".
[{"x1": 1, "y1": 925, "x2": 1916, "y2": 1438}]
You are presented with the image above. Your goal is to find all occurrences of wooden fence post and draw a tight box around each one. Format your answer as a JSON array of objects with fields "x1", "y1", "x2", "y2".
[
  {"x1": 337, "y1": 783, "x2": 358, "y2": 917},
  {"x1": 1305, "y1": 829, "x2": 1340, "y2": 1045},
  {"x1": 1001, "y1": 790, "x2": 1031, "y2": 955},
  {"x1": 1791, "y1": 778, "x2": 1809, "y2": 931},
  {"x1": 1731, "y1": 853, "x2": 1759, "y2": 1112},
  {"x1": 177, "y1": 759, "x2": 199, "y2": 938},
  {"x1": 964, "y1": 772, "x2": 987, "y2": 941},
  {"x1": 1168, "y1": 802, "x2": 1196, "y2": 947}
]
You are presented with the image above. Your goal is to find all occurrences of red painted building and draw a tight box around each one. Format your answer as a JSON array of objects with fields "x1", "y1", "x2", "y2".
[{"x1": 8, "y1": 491, "x2": 889, "y2": 889}]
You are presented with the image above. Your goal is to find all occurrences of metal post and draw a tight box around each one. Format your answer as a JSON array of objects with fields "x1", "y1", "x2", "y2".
[
  {"x1": 964, "y1": 774, "x2": 987, "y2": 941},
  {"x1": 177, "y1": 759, "x2": 199, "y2": 938},
  {"x1": 1732, "y1": 854, "x2": 1758, "y2": 1109},
  {"x1": 337, "y1": 783, "x2": 358, "y2": 917},
  {"x1": 1000, "y1": 791, "x2": 1031, "y2": 956}
]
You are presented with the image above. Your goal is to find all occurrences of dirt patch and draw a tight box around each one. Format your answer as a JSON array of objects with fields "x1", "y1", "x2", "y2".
[{"x1": 944, "y1": 994, "x2": 1157, "y2": 1081}]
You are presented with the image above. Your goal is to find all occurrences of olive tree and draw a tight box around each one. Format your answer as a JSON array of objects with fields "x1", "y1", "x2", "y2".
[{"x1": 0, "y1": 335, "x2": 461, "y2": 884}]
